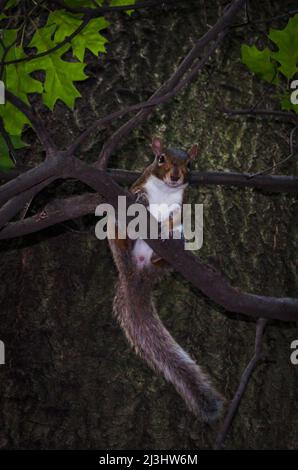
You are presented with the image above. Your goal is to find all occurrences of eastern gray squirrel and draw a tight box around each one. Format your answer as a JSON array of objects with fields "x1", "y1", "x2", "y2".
[{"x1": 108, "y1": 138, "x2": 224, "y2": 421}]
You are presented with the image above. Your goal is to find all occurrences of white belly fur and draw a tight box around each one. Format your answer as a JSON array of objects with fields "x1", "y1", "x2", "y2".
[{"x1": 132, "y1": 175, "x2": 187, "y2": 269}]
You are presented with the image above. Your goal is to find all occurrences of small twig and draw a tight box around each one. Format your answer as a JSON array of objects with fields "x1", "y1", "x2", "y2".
[
  {"x1": 249, "y1": 126, "x2": 298, "y2": 178},
  {"x1": 0, "y1": 34, "x2": 16, "y2": 80},
  {"x1": 0, "y1": 116, "x2": 17, "y2": 164},
  {"x1": 222, "y1": 107, "x2": 298, "y2": 124},
  {"x1": 214, "y1": 318, "x2": 268, "y2": 449},
  {"x1": 51, "y1": 0, "x2": 183, "y2": 16},
  {"x1": 19, "y1": 196, "x2": 33, "y2": 220},
  {"x1": 1, "y1": 14, "x2": 92, "y2": 66},
  {"x1": 231, "y1": 8, "x2": 298, "y2": 28}
]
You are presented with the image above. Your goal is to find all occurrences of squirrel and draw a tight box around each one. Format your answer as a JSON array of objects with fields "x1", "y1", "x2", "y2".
[{"x1": 108, "y1": 138, "x2": 224, "y2": 421}]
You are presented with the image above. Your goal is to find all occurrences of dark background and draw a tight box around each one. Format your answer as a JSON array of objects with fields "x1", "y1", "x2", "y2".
[{"x1": 0, "y1": 0, "x2": 297, "y2": 449}]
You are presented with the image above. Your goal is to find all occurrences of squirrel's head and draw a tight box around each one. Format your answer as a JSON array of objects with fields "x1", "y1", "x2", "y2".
[{"x1": 150, "y1": 137, "x2": 198, "y2": 188}]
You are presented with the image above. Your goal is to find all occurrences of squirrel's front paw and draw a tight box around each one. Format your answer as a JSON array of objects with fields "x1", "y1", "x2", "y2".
[{"x1": 135, "y1": 192, "x2": 148, "y2": 206}]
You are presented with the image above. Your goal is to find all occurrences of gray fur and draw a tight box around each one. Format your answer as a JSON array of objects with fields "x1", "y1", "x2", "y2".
[{"x1": 109, "y1": 238, "x2": 224, "y2": 421}]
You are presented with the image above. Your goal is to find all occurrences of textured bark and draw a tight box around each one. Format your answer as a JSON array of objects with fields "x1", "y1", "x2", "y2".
[{"x1": 0, "y1": 0, "x2": 297, "y2": 450}]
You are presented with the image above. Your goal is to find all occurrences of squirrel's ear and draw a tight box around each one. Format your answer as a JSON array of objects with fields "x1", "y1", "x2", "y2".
[
  {"x1": 188, "y1": 144, "x2": 198, "y2": 160},
  {"x1": 152, "y1": 137, "x2": 163, "y2": 155}
]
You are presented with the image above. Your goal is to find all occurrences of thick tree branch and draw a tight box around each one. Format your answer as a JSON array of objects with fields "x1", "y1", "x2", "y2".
[
  {"x1": 108, "y1": 168, "x2": 298, "y2": 193},
  {"x1": 2, "y1": 167, "x2": 297, "y2": 193},
  {"x1": 0, "y1": 193, "x2": 102, "y2": 239},
  {"x1": 0, "y1": 158, "x2": 60, "y2": 208},
  {"x1": 187, "y1": 170, "x2": 298, "y2": 193},
  {"x1": 0, "y1": 175, "x2": 57, "y2": 230},
  {"x1": 0, "y1": 166, "x2": 31, "y2": 181}
]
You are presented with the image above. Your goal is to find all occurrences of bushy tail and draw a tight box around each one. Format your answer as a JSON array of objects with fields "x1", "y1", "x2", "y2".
[{"x1": 111, "y1": 249, "x2": 224, "y2": 421}]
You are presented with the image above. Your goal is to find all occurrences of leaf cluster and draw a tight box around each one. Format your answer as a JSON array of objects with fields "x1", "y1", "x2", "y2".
[
  {"x1": 241, "y1": 14, "x2": 298, "y2": 115},
  {"x1": 0, "y1": 0, "x2": 136, "y2": 168}
]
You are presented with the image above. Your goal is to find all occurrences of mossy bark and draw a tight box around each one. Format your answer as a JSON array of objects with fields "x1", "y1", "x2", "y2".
[{"x1": 0, "y1": 0, "x2": 297, "y2": 449}]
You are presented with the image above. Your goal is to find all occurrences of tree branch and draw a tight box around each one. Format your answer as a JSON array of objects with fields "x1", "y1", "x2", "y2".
[
  {"x1": 67, "y1": 158, "x2": 298, "y2": 322},
  {"x1": 5, "y1": 91, "x2": 57, "y2": 152},
  {"x1": 108, "y1": 168, "x2": 298, "y2": 193},
  {"x1": 0, "y1": 158, "x2": 60, "y2": 208},
  {"x1": 2, "y1": 15, "x2": 92, "y2": 66},
  {"x1": 214, "y1": 318, "x2": 268, "y2": 449},
  {"x1": 187, "y1": 170, "x2": 298, "y2": 193},
  {"x1": 0, "y1": 116, "x2": 17, "y2": 164},
  {"x1": 0, "y1": 192, "x2": 102, "y2": 239},
  {"x1": 0, "y1": 175, "x2": 57, "y2": 230},
  {"x1": 2, "y1": 167, "x2": 297, "y2": 193},
  {"x1": 96, "y1": 0, "x2": 247, "y2": 167},
  {"x1": 67, "y1": 33, "x2": 225, "y2": 157},
  {"x1": 223, "y1": 107, "x2": 298, "y2": 124},
  {"x1": 51, "y1": 0, "x2": 184, "y2": 16},
  {"x1": 1, "y1": 164, "x2": 297, "y2": 239}
]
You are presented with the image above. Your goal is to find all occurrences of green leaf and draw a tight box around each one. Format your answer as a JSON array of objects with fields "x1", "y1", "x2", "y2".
[
  {"x1": 0, "y1": 0, "x2": 136, "y2": 149},
  {"x1": 269, "y1": 15, "x2": 298, "y2": 80},
  {"x1": 0, "y1": 29, "x2": 43, "y2": 135},
  {"x1": 72, "y1": 17, "x2": 109, "y2": 61},
  {"x1": 47, "y1": 10, "x2": 83, "y2": 41},
  {"x1": 47, "y1": 10, "x2": 110, "y2": 62},
  {"x1": 0, "y1": 134, "x2": 27, "y2": 170},
  {"x1": 5, "y1": 46, "x2": 44, "y2": 106},
  {"x1": 27, "y1": 25, "x2": 87, "y2": 110},
  {"x1": 280, "y1": 94, "x2": 298, "y2": 115},
  {"x1": 0, "y1": 102, "x2": 29, "y2": 136},
  {"x1": 241, "y1": 44, "x2": 278, "y2": 83}
]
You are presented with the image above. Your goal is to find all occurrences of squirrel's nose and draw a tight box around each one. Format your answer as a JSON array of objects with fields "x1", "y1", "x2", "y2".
[{"x1": 170, "y1": 175, "x2": 180, "y2": 182}]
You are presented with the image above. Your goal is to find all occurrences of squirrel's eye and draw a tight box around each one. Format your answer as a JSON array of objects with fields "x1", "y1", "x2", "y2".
[{"x1": 158, "y1": 154, "x2": 165, "y2": 164}]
